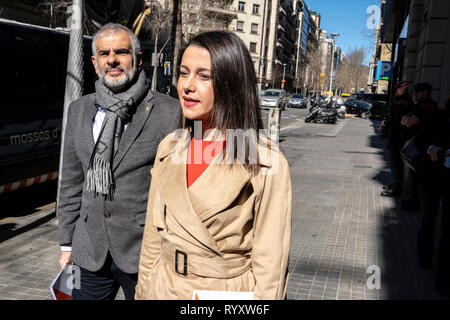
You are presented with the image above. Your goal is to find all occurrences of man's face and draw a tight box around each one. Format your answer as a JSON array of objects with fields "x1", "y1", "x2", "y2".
[
  {"x1": 91, "y1": 30, "x2": 142, "y2": 91},
  {"x1": 396, "y1": 86, "x2": 407, "y2": 96},
  {"x1": 414, "y1": 90, "x2": 428, "y2": 102}
]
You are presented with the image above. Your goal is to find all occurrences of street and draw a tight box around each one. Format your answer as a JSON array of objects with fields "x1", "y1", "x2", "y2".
[
  {"x1": 261, "y1": 107, "x2": 309, "y2": 129},
  {"x1": 0, "y1": 114, "x2": 445, "y2": 300}
]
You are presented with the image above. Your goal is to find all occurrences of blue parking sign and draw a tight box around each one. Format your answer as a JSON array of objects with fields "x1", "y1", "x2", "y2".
[{"x1": 376, "y1": 61, "x2": 393, "y2": 81}]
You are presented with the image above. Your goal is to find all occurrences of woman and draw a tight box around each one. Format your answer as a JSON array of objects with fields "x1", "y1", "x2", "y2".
[{"x1": 135, "y1": 31, "x2": 291, "y2": 300}]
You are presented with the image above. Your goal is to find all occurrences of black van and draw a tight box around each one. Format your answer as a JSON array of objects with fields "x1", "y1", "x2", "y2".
[{"x1": 0, "y1": 19, "x2": 96, "y2": 193}]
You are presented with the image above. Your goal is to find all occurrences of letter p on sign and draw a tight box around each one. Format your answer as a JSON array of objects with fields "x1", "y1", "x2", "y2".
[
  {"x1": 381, "y1": 63, "x2": 392, "y2": 75},
  {"x1": 376, "y1": 61, "x2": 393, "y2": 80}
]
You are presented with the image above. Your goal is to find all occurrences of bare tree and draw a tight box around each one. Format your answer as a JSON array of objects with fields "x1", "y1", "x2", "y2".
[
  {"x1": 335, "y1": 57, "x2": 353, "y2": 93},
  {"x1": 335, "y1": 46, "x2": 369, "y2": 93},
  {"x1": 347, "y1": 46, "x2": 366, "y2": 92},
  {"x1": 182, "y1": 0, "x2": 202, "y2": 42},
  {"x1": 169, "y1": 0, "x2": 233, "y2": 86},
  {"x1": 303, "y1": 44, "x2": 322, "y2": 93},
  {"x1": 36, "y1": 0, "x2": 97, "y2": 35},
  {"x1": 169, "y1": 0, "x2": 182, "y2": 87},
  {"x1": 142, "y1": 0, "x2": 172, "y2": 91},
  {"x1": 182, "y1": 0, "x2": 232, "y2": 42}
]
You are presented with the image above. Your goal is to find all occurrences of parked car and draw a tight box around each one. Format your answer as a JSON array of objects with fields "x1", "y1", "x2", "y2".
[
  {"x1": 260, "y1": 89, "x2": 287, "y2": 110},
  {"x1": 344, "y1": 99, "x2": 372, "y2": 119},
  {"x1": 359, "y1": 94, "x2": 388, "y2": 119},
  {"x1": 288, "y1": 94, "x2": 306, "y2": 108},
  {"x1": 350, "y1": 93, "x2": 364, "y2": 100},
  {"x1": 367, "y1": 100, "x2": 387, "y2": 119},
  {"x1": 348, "y1": 93, "x2": 388, "y2": 119}
]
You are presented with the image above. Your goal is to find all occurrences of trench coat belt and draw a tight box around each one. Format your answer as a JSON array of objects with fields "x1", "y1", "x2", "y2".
[{"x1": 160, "y1": 243, "x2": 252, "y2": 279}]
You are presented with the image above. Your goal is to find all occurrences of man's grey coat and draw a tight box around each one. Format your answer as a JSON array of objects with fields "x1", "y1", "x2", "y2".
[{"x1": 57, "y1": 88, "x2": 180, "y2": 274}]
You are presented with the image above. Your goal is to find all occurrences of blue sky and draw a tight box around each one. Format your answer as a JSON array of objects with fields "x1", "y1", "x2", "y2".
[{"x1": 306, "y1": 0, "x2": 380, "y2": 65}]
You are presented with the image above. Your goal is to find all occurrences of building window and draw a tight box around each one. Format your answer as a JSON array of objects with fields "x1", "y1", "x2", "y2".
[
  {"x1": 250, "y1": 42, "x2": 257, "y2": 53},
  {"x1": 253, "y1": 4, "x2": 259, "y2": 15},
  {"x1": 238, "y1": 1, "x2": 245, "y2": 12},
  {"x1": 236, "y1": 21, "x2": 244, "y2": 32},
  {"x1": 251, "y1": 23, "x2": 258, "y2": 34}
]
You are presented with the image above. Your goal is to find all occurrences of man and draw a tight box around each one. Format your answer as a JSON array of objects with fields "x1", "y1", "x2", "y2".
[
  {"x1": 401, "y1": 83, "x2": 440, "y2": 270},
  {"x1": 424, "y1": 98, "x2": 450, "y2": 294},
  {"x1": 380, "y1": 81, "x2": 413, "y2": 197},
  {"x1": 57, "y1": 23, "x2": 180, "y2": 300},
  {"x1": 401, "y1": 82, "x2": 437, "y2": 130},
  {"x1": 425, "y1": 99, "x2": 450, "y2": 295},
  {"x1": 398, "y1": 83, "x2": 437, "y2": 210}
]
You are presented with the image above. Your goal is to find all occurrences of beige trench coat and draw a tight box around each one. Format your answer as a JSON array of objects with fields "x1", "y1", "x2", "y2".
[{"x1": 135, "y1": 131, "x2": 292, "y2": 300}]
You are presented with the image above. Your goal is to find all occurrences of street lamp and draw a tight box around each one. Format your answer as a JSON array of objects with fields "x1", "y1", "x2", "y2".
[
  {"x1": 329, "y1": 33, "x2": 339, "y2": 97},
  {"x1": 282, "y1": 63, "x2": 287, "y2": 89}
]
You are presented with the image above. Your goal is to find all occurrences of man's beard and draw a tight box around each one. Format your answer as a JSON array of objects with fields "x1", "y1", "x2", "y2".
[{"x1": 98, "y1": 62, "x2": 138, "y2": 91}]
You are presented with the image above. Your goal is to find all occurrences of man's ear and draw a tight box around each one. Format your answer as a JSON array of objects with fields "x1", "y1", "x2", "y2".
[
  {"x1": 137, "y1": 52, "x2": 143, "y2": 71},
  {"x1": 91, "y1": 55, "x2": 98, "y2": 72}
]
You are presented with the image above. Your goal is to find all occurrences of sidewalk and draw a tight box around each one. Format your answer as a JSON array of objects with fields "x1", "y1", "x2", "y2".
[
  {"x1": 0, "y1": 116, "x2": 445, "y2": 300},
  {"x1": 282, "y1": 117, "x2": 445, "y2": 300}
]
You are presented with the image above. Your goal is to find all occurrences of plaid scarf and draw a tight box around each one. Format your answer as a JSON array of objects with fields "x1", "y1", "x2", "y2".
[{"x1": 86, "y1": 71, "x2": 148, "y2": 199}]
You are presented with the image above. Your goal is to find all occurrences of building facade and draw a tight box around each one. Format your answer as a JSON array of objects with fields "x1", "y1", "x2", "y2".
[
  {"x1": 317, "y1": 29, "x2": 340, "y2": 95},
  {"x1": 229, "y1": 0, "x2": 267, "y2": 86},
  {"x1": 150, "y1": 0, "x2": 322, "y2": 93},
  {"x1": 382, "y1": 0, "x2": 450, "y2": 107},
  {"x1": 230, "y1": 0, "x2": 320, "y2": 92}
]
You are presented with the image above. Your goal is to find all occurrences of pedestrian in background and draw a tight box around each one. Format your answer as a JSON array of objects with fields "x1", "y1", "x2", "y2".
[
  {"x1": 400, "y1": 83, "x2": 438, "y2": 211},
  {"x1": 401, "y1": 83, "x2": 440, "y2": 271},
  {"x1": 57, "y1": 23, "x2": 180, "y2": 300},
  {"x1": 380, "y1": 81, "x2": 413, "y2": 197},
  {"x1": 414, "y1": 97, "x2": 449, "y2": 294},
  {"x1": 135, "y1": 30, "x2": 292, "y2": 300}
]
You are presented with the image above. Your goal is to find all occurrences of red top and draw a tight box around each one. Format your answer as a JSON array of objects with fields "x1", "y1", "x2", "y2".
[{"x1": 187, "y1": 138, "x2": 225, "y2": 188}]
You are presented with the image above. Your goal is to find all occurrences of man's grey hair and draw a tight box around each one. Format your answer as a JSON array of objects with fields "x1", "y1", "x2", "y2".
[{"x1": 92, "y1": 23, "x2": 141, "y2": 58}]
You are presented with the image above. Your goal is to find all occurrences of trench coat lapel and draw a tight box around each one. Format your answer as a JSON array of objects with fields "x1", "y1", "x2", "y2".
[
  {"x1": 187, "y1": 159, "x2": 252, "y2": 222},
  {"x1": 112, "y1": 90, "x2": 154, "y2": 171},
  {"x1": 151, "y1": 149, "x2": 221, "y2": 254},
  {"x1": 186, "y1": 135, "x2": 276, "y2": 221}
]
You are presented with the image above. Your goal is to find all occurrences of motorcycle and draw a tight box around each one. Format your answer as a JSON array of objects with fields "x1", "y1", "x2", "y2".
[
  {"x1": 305, "y1": 100, "x2": 338, "y2": 124},
  {"x1": 337, "y1": 105, "x2": 346, "y2": 119}
]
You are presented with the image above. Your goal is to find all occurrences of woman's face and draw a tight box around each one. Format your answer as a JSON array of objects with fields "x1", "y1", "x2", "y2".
[{"x1": 177, "y1": 45, "x2": 214, "y2": 122}]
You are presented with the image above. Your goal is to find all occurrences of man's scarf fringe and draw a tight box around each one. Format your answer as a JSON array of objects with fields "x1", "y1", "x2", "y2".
[{"x1": 87, "y1": 156, "x2": 114, "y2": 200}]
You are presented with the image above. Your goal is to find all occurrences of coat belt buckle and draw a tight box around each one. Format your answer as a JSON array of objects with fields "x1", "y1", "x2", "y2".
[{"x1": 175, "y1": 249, "x2": 187, "y2": 276}]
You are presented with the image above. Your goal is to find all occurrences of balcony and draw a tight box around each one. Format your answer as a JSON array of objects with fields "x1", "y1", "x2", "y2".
[
  {"x1": 284, "y1": 36, "x2": 296, "y2": 49},
  {"x1": 205, "y1": 3, "x2": 238, "y2": 20}
]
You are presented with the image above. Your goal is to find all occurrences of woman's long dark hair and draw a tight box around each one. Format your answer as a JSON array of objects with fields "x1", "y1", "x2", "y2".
[{"x1": 178, "y1": 30, "x2": 264, "y2": 174}]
